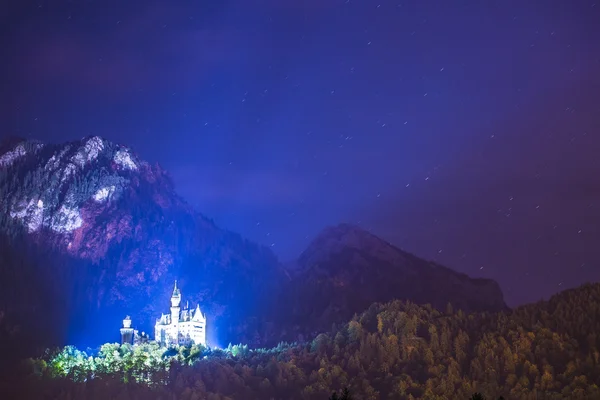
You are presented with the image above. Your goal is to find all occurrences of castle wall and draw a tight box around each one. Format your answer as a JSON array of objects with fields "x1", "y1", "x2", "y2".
[{"x1": 154, "y1": 318, "x2": 206, "y2": 347}]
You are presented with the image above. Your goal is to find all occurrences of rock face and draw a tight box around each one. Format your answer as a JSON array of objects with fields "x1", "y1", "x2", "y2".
[
  {"x1": 0, "y1": 137, "x2": 284, "y2": 349},
  {"x1": 0, "y1": 137, "x2": 507, "y2": 355},
  {"x1": 275, "y1": 223, "x2": 507, "y2": 340}
]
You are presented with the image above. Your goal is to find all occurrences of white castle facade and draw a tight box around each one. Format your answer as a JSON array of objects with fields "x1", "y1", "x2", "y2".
[
  {"x1": 120, "y1": 281, "x2": 207, "y2": 347},
  {"x1": 155, "y1": 281, "x2": 207, "y2": 346}
]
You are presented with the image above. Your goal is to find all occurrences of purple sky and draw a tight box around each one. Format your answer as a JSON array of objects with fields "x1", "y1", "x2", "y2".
[{"x1": 2, "y1": 0, "x2": 600, "y2": 307}]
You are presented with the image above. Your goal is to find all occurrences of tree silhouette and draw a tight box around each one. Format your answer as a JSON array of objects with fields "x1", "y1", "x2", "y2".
[
  {"x1": 469, "y1": 394, "x2": 505, "y2": 400},
  {"x1": 329, "y1": 387, "x2": 352, "y2": 400}
]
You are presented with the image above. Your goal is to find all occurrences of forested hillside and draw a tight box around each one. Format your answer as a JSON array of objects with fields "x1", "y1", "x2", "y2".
[{"x1": 4, "y1": 283, "x2": 600, "y2": 400}]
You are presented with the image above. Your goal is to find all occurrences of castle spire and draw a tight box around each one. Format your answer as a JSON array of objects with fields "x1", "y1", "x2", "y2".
[
  {"x1": 170, "y1": 280, "x2": 181, "y2": 308},
  {"x1": 172, "y1": 280, "x2": 180, "y2": 298}
]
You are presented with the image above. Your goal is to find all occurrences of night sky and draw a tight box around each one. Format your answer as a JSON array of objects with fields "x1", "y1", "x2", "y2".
[{"x1": 2, "y1": 0, "x2": 600, "y2": 307}]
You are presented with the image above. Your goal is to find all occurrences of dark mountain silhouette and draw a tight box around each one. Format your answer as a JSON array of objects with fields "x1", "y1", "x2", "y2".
[
  {"x1": 274, "y1": 223, "x2": 507, "y2": 341},
  {"x1": 0, "y1": 137, "x2": 506, "y2": 361}
]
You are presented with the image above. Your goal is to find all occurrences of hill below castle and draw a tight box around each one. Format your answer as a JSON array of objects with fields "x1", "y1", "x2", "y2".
[
  {"x1": 4, "y1": 283, "x2": 600, "y2": 399},
  {"x1": 0, "y1": 137, "x2": 506, "y2": 360}
]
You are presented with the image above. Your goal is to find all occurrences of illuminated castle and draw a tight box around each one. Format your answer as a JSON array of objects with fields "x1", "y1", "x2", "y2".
[{"x1": 154, "y1": 281, "x2": 207, "y2": 347}]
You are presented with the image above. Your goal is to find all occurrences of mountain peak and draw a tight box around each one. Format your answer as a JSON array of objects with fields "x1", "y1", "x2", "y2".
[
  {"x1": 298, "y1": 223, "x2": 413, "y2": 270},
  {"x1": 317, "y1": 222, "x2": 375, "y2": 237},
  {"x1": 311, "y1": 222, "x2": 393, "y2": 247},
  {"x1": 287, "y1": 222, "x2": 507, "y2": 334},
  {"x1": 0, "y1": 135, "x2": 29, "y2": 153},
  {"x1": 0, "y1": 138, "x2": 45, "y2": 168},
  {"x1": 0, "y1": 136, "x2": 177, "y2": 245},
  {"x1": 0, "y1": 136, "x2": 143, "y2": 172}
]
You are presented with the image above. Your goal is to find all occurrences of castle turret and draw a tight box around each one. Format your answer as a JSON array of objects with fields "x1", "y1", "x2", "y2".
[
  {"x1": 192, "y1": 304, "x2": 207, "y2": 346},
  {"x1": 171, "y1": 280, "x2": 181, "y2": 307},
  {"x1": 170, "y1": 281, "x2": 181, "y2": 335},
  {"x1": 120, "y1": 316, "x2": 134, "y2": 345},
  {"x1": 192, "y1": 304, "x2": 205, "y2": 322}
]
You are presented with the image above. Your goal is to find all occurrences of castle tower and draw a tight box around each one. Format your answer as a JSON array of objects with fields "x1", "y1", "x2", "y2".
[
  {"x1": 120, "y1": 316, "x2": 134, "y2": 345},
  {"x1": 155, "y1": 281, "x2": 207, "y2": 347},
  {"x1": 192, "y1": 304, "x2": 207, "y2": 346},
  {"x1": 171, "y1": 280, "x2": 181, "y2": 308},
  {"x1": 170, "y1": 281, "x2": 181, "y2": 336}
]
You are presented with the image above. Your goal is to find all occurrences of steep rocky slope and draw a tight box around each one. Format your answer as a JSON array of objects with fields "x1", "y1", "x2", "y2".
[{"x1": 0, "y1": 136, "x2": 284, "y2": 349}]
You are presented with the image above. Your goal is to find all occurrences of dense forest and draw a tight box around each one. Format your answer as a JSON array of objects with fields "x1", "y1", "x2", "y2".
[{"x1": 3, "y1": 283, "x2": 600, "y2": 399}]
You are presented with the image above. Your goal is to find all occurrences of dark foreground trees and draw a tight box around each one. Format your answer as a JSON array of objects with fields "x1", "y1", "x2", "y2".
[
  {"x1": 329, "y1": 388, "x2": 352, "y2": 400},
  {"x1": 470, "y1": 393, "x2": 506, "y2": 400}
]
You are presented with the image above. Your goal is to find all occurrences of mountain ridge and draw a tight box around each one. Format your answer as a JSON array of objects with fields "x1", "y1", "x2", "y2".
[
  {"x1": 0, "y1": 136, "x2": 506, "y2": 355},
  {"x1": 299, "y1": 222, "x2": 503, "y2": 291},
  {"x1": 272, "y1": 222, "x2": 506, "y2": 343}
]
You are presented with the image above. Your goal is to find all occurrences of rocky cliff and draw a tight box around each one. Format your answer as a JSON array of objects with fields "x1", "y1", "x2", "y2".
[{"x1": 0, "y1": 136, "x2": 284, "y2": 350}]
